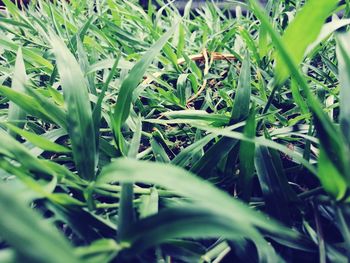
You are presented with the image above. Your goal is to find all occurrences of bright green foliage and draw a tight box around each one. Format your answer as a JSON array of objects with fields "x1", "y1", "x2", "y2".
[
  {"x1": 275, "y1": 0, "x2": 338, "y2": 83},
  {"x1": 0, "y1": 0, "x2": 349, "y2": 262}
]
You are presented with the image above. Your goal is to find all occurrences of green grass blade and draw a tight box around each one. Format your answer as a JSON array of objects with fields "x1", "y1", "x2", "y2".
[
  {"x1": 6, "y1": 123, "x2": 70, "y2": 153},
  {"x1": 7, "y1": 48, "x2": 26, "y2": 135},
  {"x1": 191, "y1": 52, "x2": 251, "y2": 177},
  {"x1": 98, "y1": 159, "x2": 298, "y2": 240},
  {"x1": 0, "y1": 129, "x2": 53, "y2": 175},
  {"x1": 306, "y1": 18, "x2": 350, "y2": 55},
  {"x1": 275, "y1": 0, "x2": 338, "y2": 83},
  {"x1": 238, "y1": 107, "x2": 256, "y2": 202},
  {"x1": 50, "y1": 32, "x2": 96, "y2": 181},
  {"x1": 247, "y1": 0, "x2": 348, "y2": 185},
  {"x1": 0, "y1": 185, "x2": 81, "y2": 263},
  {"x1": 255, "y1": 145, "x2": 298, "y2": 225},
  {"x1": 121, "y1": 205, "x2": 277, "y2": 260},
  {"x1": 336, "y1": 31, "x2": 350, "y2": 147},
  {"x1": 318, "y1": 147, "x2": 347, "y2": 200},
  {"x1": 230, "y1": 51, "x2": 251, "y2": 123},
  {"x1": 111, "y1": 25, "x2": 177, "y2": 155},
  {"x1": 0, "y1": 85, "x2": 67, "y2": 129}
]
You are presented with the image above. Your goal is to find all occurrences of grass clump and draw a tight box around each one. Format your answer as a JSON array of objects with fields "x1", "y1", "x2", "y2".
[{"x1": 0, "y1": 0, "x2": 350, "y2": 262}]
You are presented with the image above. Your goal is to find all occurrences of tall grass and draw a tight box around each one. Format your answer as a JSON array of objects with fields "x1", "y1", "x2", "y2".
[{"x1": 0, "y1": 0, "x2": 349, "y2": 262}]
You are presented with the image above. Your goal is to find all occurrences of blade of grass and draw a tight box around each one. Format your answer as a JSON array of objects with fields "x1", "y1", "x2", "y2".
[
  {"x1": 111, "y1": 24, "x2": 177, "y2": 155},
  {"x1": 7, "y1": 48, "x2": 26, "y2": 136},
  {"x1": 50, "y1": 32, "x2": 96, "y2": 181},
  {"x1": 0, "y1": 185, "x2": 81, "y2": 263},
  {"x1": 275, "y1": 0, "x2": 338, "y2": 83},
  {"x1": 6, "y1": 123, "x2": 70, "y2": 153}
]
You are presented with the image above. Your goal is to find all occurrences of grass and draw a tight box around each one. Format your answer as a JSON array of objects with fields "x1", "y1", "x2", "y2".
[{"x1": 0, "y1": 0, "x2": 349, "y2": 262}]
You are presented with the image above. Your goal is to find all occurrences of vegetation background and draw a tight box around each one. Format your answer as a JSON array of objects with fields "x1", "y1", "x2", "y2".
[{"x1": 0, "y1": 0, "x2": 350, "y2": 262}]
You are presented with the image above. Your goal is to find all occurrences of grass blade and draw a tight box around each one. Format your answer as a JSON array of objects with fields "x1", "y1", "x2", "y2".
[
  {"x1": 50, "y1": 32, "x2": 96, "y2": 181},
  {"x1": 7, "y1": 48, "x2": 26, "y2": 135},
  {"x1": 275, "y1": 0, "x2": 338, "y2": 82},
  {"x1": 111, "y1": 25, "x2": 177, "y2": 155},
  {"x1": 0, "y1": 185, "x2": 81, "y2": 263}
]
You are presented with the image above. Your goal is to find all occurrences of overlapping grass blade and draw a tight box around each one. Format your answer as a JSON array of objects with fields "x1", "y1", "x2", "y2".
[
  {"x1": 50, "y1": 32, "x2": 96, "y2": 181},
  {"x1": 255, "y1": 145, "x2": 298, "y2": 224},
  {"x1": 191, "y1": 52, "x2": 251, "y2": 177},
  {"x1": 0, "y1": 85, "x2": 67, "y2": 129},
  {"x1": 6, "y1": 123, "x2": 70, "y2": 153},
  {"x1": 238, "y1": 107, "x2": 256, "y2": 201},
  {"x1": 0, "y1": 185, "x2": 81, "y2": 263},
  {"x1": 336, "y1": 31, "x2": 350, "y2": 148},
  {"x1": 111, "y1": 25, "x2": 177, "y2": 155},
  {"x1": 275, "y1": 0, "x2": 338, "y2": 83},
  {"x1": 98, "y1": 158, "x2": 298, "y2": 239},
  {"x1": 7, "y1": 48, "x2": 26, "y2": 135},
  {"x1": 121, "y1": 206, "x2": 278, "y2": 260},
  {"x1": 247, "y1": 0, "x2": 348, "y2": 197}
]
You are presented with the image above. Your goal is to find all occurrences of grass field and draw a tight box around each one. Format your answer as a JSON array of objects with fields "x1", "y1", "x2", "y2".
[{"x1": 0, "y1": 0, "x2": 350, "y2": 262}]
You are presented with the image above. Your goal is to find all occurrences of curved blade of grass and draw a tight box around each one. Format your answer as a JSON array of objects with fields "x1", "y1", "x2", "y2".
[
  {"x1": 0, "y1": 185, "x2": 81, "y2": 263},
  {"x1": 6, "y1": 123, "x2": 70, "y2": 153},
  {"x1": 0, "y1": 85, "x2": 67, "y2": 129},
  {"x1": 336, "y1": 31, "x2": 350, "y2": 147},
  {"x1": 139, "y1": 187, "x2": 159, "y2": 218},
  {"x1": 247, "y1": 0, "x2": 349, "y2": 190},
  {"x1": 111, "y1": 25, "x2": 177, "y2": 155},
  {"x1": 7, "y1": 48, "x2": 26, "y2": 136},
  {"x1": 191, "y1": 52, "x2": 251, "y2": 177},
  {"x1": 0, "y1": 37, "x2": 53, "y2": 72},
  {"x1": 275, "y1": 0, "x2": 338, "y2": 83},
  {"x1": 255, "y1": 145, "x2": 298, "y2": 225},
  {"x1": 50, "y1": 32, "x2": 96, "y2": 181},
  {"x1": 329, "y1": 31, "x2": 350, "y2": 192},
  {"x1": 93, "y1": 56, "x2": 120, "y2": 156},
  {"x1": 318, "y1": 147, "x2": 347, "y2": 200},
  {"x1": 194, "y1": 124, "x2": 316, "y2": 175},
  {"x1": 306, "y1": 19, "x2": 350, "y2": 55},
  {"x1": 118, "y1": 117, "x2": 142, "y2": 240},
  {"x1": 0, "y1": 129, "x2": 53, "y2": 175},
  {"x1": 24, "y1": 86, "x2": 68, "y2": 129},
  {"x1": 98, "y1": 158, "x2": 303, "y2": 261},
  {"x1": 98, "y1": 158, "x2": 298, "y2": 239},
  {"x1": 230, "y1": 51, "x2": 251, "y2": 123},
  {"x1": 121, "y1": 205, "x2": 280, "y2": 262},
  {"x1": 238, "y1": 107, "x2": 256, "y2": 202}
]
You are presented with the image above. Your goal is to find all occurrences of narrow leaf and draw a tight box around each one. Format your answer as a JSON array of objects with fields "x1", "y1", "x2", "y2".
[{"x1": 50, "y1": 32, "x2": 96, "y2": 181}]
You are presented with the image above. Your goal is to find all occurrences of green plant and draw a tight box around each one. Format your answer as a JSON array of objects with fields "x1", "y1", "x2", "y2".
[{"x1": 0, "y1": 0, "x2": 349, "y2": 262}]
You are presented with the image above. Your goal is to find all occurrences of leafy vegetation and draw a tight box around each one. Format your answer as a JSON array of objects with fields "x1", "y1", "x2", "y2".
[{"x1": 0, "y1": 0, "x2": 350, "y2": 262}]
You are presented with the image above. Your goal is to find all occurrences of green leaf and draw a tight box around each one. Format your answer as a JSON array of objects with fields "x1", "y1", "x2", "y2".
[
  {"x1": 275, "y1": 0, "x2": 338, "y2": 83},
  {"x1": 0, "y1": 185, "x2": 81, "y2": 263},
  {"x1": 139, "y1": 187, "x2": 159, "y2": 218},
  {"x1": 50, "y1": 32, "x2": 96, "y2": 181},
  {"x1": 191, "y1": 52, "x2": 251, "y2": 177},
  {"x1": 98, "y1": 158, "x2": 298, "y2": 261},
  {"x1": 7, "y1": 48, "x2": 27, "y2": 135},
  {"x1": 255, "y1": 145, "x2": 299, "y2": 224},
  {"x1": 336, "y1": 31, "x2": 350, "y2": 147},
  {"x1": 238, "y1": 107, "x2": 256, "y2": 202},
  {"x1": 111, "y1": 25, "x2": 177, "y2": 155},
  {"x1": 0, "y1": 85, "x2": 67, "y2": 129},
  {"x1": 98, "y1": 158, "x2": 297, "y2": 239},
  {"x1": 122, "y1": 206, "x2": 274, "y2": 257},
  {"x1": 247, "y1": 0, "x2": 340, "y2": 180},
  {"x1": 318, "y1": 147, "x2": 347, "y2": 200},
  {"x1": 230, "y1": 51, "x2": 251, "y2": 123},
  {"x1": 6, "y1": 123, "x2": 70, "y2": 153},
  {"x1": 0, "y1": 129, "x2": 54, "y2": 175},
  {"x1": 307, "y1": 19, "x2": 350, "y2": 55}
]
